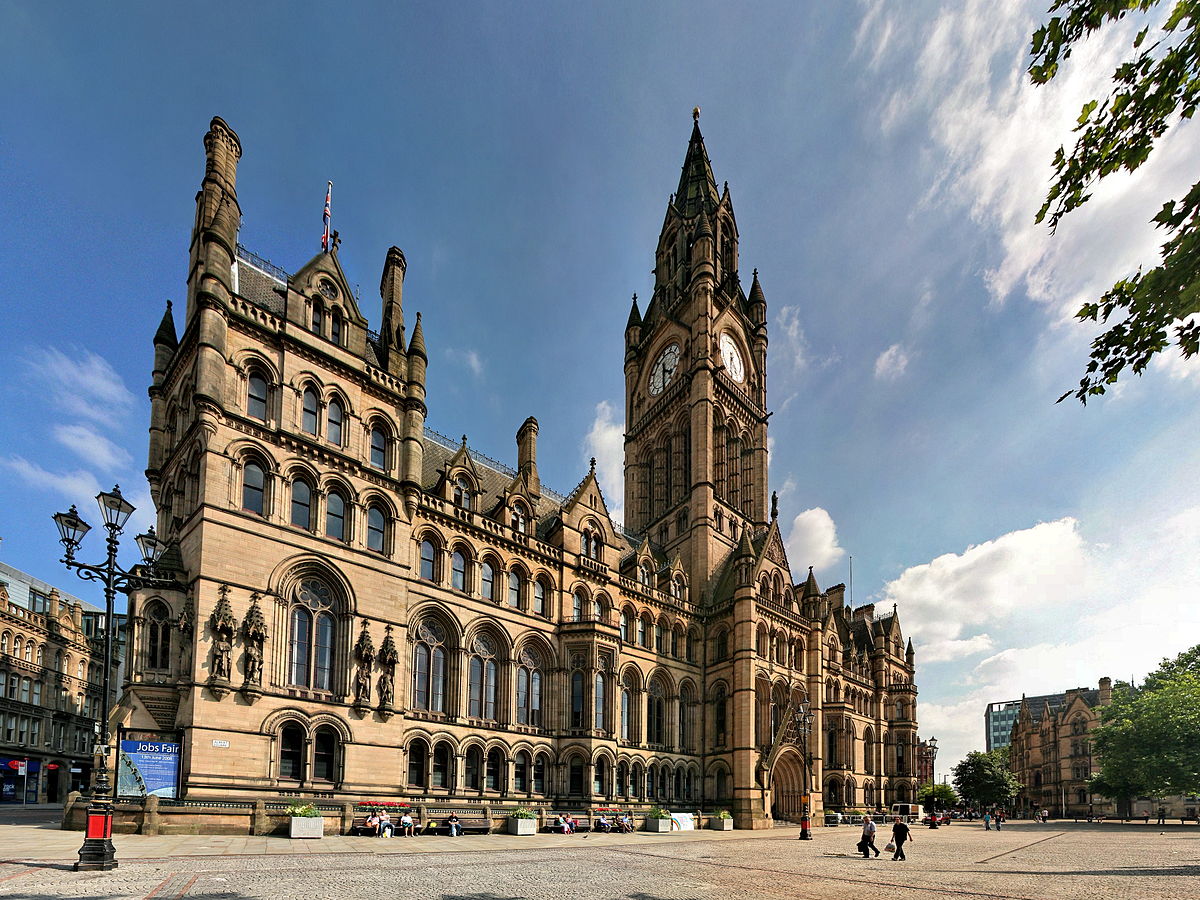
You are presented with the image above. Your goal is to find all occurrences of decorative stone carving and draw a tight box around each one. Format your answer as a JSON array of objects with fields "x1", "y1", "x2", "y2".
[
  {"x1": 207, "y1": 584, "x2": 237, "y2": 698},
  {"x1": 377, "y1": 624, "x2": 399, "y2": 719},
  {"x1": 240, "y1": 592, "x2": 267, "y2": 702},
  {"x1": 176, "y1": 594, "x2": 195, "y2": 685},
  {"x1": 353, "y1": 619, "x2": 375, "y2": 708}
]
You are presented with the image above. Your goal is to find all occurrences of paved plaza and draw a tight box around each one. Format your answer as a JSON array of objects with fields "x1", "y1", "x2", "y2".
[{"x1": 0, "y1": 818, "x2": 1197, "y2": 900}]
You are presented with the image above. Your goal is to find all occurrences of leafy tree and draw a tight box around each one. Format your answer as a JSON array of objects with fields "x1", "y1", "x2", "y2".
[
  {"x1": 1029, "y1": 0, "x2": 1199, "y2": 403},
  {"x1": 918, "y1": 782, "x2": 959, "y2": 812},
  {"x1": 1091, "y1": 644, "x2": 1200, "y2": 800},
  {"x1": 952, "y1": 749, "x2": 1022, "y2": 809}
]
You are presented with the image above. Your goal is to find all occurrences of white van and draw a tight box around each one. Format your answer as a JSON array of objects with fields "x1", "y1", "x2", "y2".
[{"x1": 890, "y1": 803, "x2": 921, "y2": 822}]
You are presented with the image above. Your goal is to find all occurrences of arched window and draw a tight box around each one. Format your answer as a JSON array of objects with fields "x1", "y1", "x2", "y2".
[
  {"x1": 0, "y1": 633, "x2": 7, "y2": 655},
  {"x1": 637, "y1": 616, "x2": 648, "y2": 647},
  {"x1": 242, "y1": 461, "x2": 265, "y2": 515},
  {"x1": 679, "y1": 685, "x2": 693, "y2": 750},
  {"x1": 571, "y1": 671, "x2": 585, "y2": 728},
  {"x1": 620, "y1": 610, "x2": 630, "y2": 642},
  {"x1": 302, "y1": 388, "x2": 320, "y2": 435},
  {"x1": 468, "y1": 635, "x2": 498, "y2": 721},
  {"x1": 647, "y1": 680, "x2": 666, "y2": 744},
  {"x1": 533, "y1": 754, "x2": 547, "y2": 793},
  {"x1": 581, "y1": 532, "x2": 591, "y2": 558},
  {"x1": 145, "y1": 602, "x2": 171, "y2": 670},
  {"x1": 511, "y1": 502, "x2": 528, "y2": 534},
  {"x1": 594, "y1": 673, "x2": 606, "y2": 730},
  {"x1": 311, "y1": 298, "x2": 324, "y2": 333},
  {"x1": 486, "y1": 748, "x2": 502, "y2": 791},
  {"x1": 411, "y1": 620, "x2": 447, "y2": 713},
  {"x1": 508, "y1": 571, "x2": 522, "y2": 608},
  {"x1": 716, "y1": 768, "x2": 728, "y2": 799},
  {"x1": 452, "y1": 550, "x2": 467, "y2": 591},
  {"x1": 646, "y1": 764, "x2": 657, "y2": 799},
  {"x1": 325, "y1": 490, "x2": 347, "y2": 541},
  {"x1": 594, "y1": 757, "x2": 607, "y2": 795},
  {"x1": 419, "y1": 539, "x2": 437, "y2": 581},
  {"x1": 617, "y1": 762, "x2": 629, "y2": 797},
  {"x1": 715, "y1": 630, "x2": 728, "y2": 661},
  {"x1": 330, "y1": 310, "x2": 343, "y2": 346},
  {"x1": 632, "y1": 762, "x2": 644, "y2": 799},
  {"x1": 569, "y1": 757, "x2": 584, "y2": 795},
  {"x1": 714, "y1": 686, "x2": 728, "y2": 744},
  {"x1": 655, "y1": 621, "x2": 665, "y2": 653},
  {"x1": 279, "y1": 722, "x2": 305, "y2": 780},
  {"x1": 247, "y1": 372, "x2": 269, "y2": 421},
  {"x1": 481, "y1": 562, "x2": 496, "y2": 602},
  {"x1": 592, "y1": 596, "x2": 603, "y2": 620},
  {"x1": 366, "y1": 505, "x2": 387, "y2": 553},
  {"x1": 369, "y1": 425, "x2": 388, "y2": 469},
  {"x1": 453, "y1": 476, "x2": 472, "y2": 510},
  {"x1": 428, "y1": 744, "x2": 453, "y2": 791},
  {"x1": 326, "y1": 398, "x2": 344, "y2": 446},
  {"x1": 291, "y1": 478, "x2": 313, "y2": 529},
  {"x1": 313, "y1": 726, "x2": 339, "y2": 782},
  {"x1": 516, "y1": 648, "x2": 543, "y2": 727},
  {"x1": 464, "y1": 746, "x2": 482, "y2": 790},
  {"x1": 288, "y1": 578, "x2": 337, "y2": 692},
  {"x1": 514, "y1": 751, "x2": 531, "y2": 793},
  {"x1": 533, "y1": 579, "x2": 547, "y2": 615},
  {"x1": 620, "y1": 686, "x2": 632, "y2": 740},
  {"x1": 407, "y1": 739, "x2": 428, "y2": 787},
  {"x1": 572, "y1": 592, "x2": 584, "y2": 622}
]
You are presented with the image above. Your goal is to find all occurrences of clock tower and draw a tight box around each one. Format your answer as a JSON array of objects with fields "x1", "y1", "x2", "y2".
[{"x1": 624, "y1": 111, "x2": 770, "y2": 600}]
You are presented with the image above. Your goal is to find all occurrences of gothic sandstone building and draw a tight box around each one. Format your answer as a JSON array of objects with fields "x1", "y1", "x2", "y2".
[{"x1": 118, "y1": 114, "x2": 920, "y2": 828}]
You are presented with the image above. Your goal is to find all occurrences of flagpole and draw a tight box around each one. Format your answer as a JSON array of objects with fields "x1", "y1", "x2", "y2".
[{"x1": 322, "y1": 181, "x2": 333, "y2": 252}]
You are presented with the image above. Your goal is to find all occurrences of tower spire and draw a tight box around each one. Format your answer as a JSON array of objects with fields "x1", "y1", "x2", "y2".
[{"x1": 675, "y1": 109, "x2": 720, "y2": 218}]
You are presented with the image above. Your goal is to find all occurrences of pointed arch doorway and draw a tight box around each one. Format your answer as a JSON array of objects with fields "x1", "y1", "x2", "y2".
[{"x1": 770, "y1": 750, "x2": 807, "y2": 823}]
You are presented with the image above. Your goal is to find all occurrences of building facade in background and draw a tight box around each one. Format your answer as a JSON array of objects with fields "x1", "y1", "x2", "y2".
[
  {"x1": 985, "y1": 693, "x2": 1063, "y2": 752},
  {"x1": 0, "y1": 561, "x2": 113, "y2": 802},
  {"x1": 115, "y1": 115, "x2": 920, "y2": 826}
]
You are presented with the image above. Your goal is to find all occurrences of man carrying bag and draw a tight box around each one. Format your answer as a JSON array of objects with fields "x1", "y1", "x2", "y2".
[{"x1": 857, "y1": 814, "x2": 879, "y2": 858}]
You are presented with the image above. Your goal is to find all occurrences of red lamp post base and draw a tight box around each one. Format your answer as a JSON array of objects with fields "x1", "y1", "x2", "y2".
[
  {"x1": 798, "y1": 810, "x2": 812, "y2": 840},
  {"x1": 75, "y1": 804, "x2": 118, "y2": 871}
]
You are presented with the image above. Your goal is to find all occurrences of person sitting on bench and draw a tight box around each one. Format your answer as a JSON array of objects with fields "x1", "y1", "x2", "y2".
[
  {"x1": 596, "y1": 814, "x2": 612, "y2": 833},
  {"x1": 378, "y1": 811, "x2": 395, "y2": 837},
  {"x1": 398, "y1": 811, "x2": 414, "y2": 837},
  {"x1": 364, "y1": 811, "x2": 381, "y2": 836},
  {"x1": 446, "y1": 812, "x2": 462, "y2": 837}
]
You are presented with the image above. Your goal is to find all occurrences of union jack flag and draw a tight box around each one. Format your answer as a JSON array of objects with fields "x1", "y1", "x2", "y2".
[{"x1": 321, "y1": 181, "x2": 332, "y2": 251}]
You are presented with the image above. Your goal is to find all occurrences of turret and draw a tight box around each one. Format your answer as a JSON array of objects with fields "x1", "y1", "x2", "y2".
[
  {"x1": 747, "y1": 269, "x2": 766, "y2": 325},
  {"x1": 400, "y1": 312, "x2": 428, "y2": 520},
  {"x1": 625, "y1": 294, "x2": 642, "y2": 348},
  {"x1": 690, "y1": 204, "x2": 715, "y2": 280},
  {"x1": 516, "y1": 416, "x2": 540, "y2": 497},
  {"x1": 147, "y1": 301, "x2": 179, "y2": 482},
  {"x1": 379, "y1": 246, "x2": 407, "y2": 375}
]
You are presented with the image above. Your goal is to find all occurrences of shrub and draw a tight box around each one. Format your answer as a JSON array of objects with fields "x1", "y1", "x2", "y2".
[
  {"x1": 646, "y1": 806, "x2": 672, "y2": 819},
  {"x1": 713, "y1": 809, "x2": 732, "y2": 820}
]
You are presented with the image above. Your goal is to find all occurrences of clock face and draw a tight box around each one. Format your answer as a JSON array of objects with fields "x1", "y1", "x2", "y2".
[
  {"x1": 720, "y1": 333, "x2": 745, "y2": 382},
  {"x1": 649, "y1": 343, "x2": 681, "y2": 396}
]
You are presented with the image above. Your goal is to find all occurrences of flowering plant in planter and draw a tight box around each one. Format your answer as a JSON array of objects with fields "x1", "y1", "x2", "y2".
[
  {"x1": 713, "y1": 809, "x2": 732, "y2": 820},
  {"x1": 286, "y1": 802, "x2": 320, "y2": 818},
  {"x1": 646, "y1": 806, "x2": 672, "y2": 819},
  {"x1": 510, "y1": 807, "x2": 537, "y2": 819}
]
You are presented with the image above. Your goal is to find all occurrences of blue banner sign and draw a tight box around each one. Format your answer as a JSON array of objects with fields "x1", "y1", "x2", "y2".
[{"x1": 117, "y1": 741, "x2": 180, "y2": 798}]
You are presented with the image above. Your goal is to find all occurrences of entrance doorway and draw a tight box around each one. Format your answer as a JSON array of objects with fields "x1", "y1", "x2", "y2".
[{"x1": 770, "y1": 751, "x2": 807, "y2": 822}]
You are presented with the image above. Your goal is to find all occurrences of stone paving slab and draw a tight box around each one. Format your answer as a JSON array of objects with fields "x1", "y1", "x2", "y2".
[{"x1": 0, "y1": 821, "x2": 1196, "y2": 899}]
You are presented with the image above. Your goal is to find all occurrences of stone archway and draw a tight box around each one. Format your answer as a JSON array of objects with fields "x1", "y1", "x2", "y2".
[{"x1": 770, "y1": 751, "x2": 807, "y2": 822}]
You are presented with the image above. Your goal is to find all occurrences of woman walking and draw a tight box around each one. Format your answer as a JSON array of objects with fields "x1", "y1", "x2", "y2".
[{"x1": 891, "y1": 816, "x2": 913, "y2": 861}]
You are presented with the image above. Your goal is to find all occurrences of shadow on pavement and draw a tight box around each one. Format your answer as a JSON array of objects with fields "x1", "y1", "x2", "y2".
[{"x1": 1002, "y1": 865, "x2": 1200, "y2": 877}]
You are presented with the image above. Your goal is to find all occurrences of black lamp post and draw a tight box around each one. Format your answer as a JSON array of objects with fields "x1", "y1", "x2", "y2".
[
  {"x1": 795, "y1": 702, "x2": 816, "y2": 840},
  {"x1": 923, "y1": 736, "x2": 940, "y2": 828},
  {"x1": 53, "y1": 486, "x2": 175, "y2": 872}
]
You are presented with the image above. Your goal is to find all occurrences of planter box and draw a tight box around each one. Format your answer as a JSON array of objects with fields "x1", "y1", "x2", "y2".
[
  {"x1": 289, "y1": 816, "x2": 324, "y2": 839},
  {"x1": 507, "y1": 817, "x2": 536, "y2": 835},
  {"x1": 709, "y1": 818, "x2": 733, "y2": 830},
  {"x1": 645, "y1": 817, "x2": 673, "y2": 833}
]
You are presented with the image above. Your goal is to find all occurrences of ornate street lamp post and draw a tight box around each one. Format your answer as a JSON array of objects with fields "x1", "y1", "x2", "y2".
[
  {"x1": 922, "y1": 736, "x2": 940, "y2": 828},
  {"x1": 53, "y1": 486, "x2": 175, "y2": 872},
  {"x1": 795, "y1": 702, "x2": 816, "y2": 840}
]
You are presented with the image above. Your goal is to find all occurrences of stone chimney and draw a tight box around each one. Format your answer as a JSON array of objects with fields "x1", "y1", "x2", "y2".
[
  {"x1": 1098, "y1": 676, "x2": 1112, "y2": 705},
  {"x1": 517, "y1": 416, "x2": 540, "y2": 497}
]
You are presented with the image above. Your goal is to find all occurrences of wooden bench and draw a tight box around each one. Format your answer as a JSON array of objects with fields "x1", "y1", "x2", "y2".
[
  {"x1": 423, "y1": 807, "x2": 491, "y2": 835},
  {"x1": 349, "y1": 804, "x2": 420, "y2": 836},
  {"x1": 543, "y1": 811, "x2": 592, "y2": 833}
]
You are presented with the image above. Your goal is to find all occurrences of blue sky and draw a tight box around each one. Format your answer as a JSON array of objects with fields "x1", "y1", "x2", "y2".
[{"x1": 2, "y1": 0, "x2": 1197, "y2": 775}]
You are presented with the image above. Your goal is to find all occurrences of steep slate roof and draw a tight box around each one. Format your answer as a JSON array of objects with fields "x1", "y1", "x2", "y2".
[{"x1": 674, "y1": 115, "x2": 721, "y2": 218}]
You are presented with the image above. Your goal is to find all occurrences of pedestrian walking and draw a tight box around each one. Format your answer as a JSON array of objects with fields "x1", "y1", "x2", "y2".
[
  {"x1": 890, "y1": 816, "x2": 912, "y2": 861},
  {"x1": 983, "y1": 812, "x2": 992, "y2": 830},
  {"x1": 1157, "y1": 807, "x2": 1167, "y2": 825},
  {"x1": 857, "y1": 814, "x2": 879, "y2": 858},
  {"x1": 995, "y1": 810, "x2": 1004, "y2": 830}
]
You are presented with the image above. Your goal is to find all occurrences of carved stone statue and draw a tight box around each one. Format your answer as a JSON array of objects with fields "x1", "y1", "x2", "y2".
[
  {"x1": 241, "y1": 593, "x2": 267, "y2": 688},
  {"x1": 377, "y1": 623, "x2": 399, "y2": 716},
  {"x1": 176, "y1": 596, "x2": 195, "y2": 678},
  {"x1": 378, "y1": 670, "x2": 394, "y2": 708},
  {"x1": 208, "y1": 585, "x2": 237, "y2": 691},
  {"x1": 353, "y1": 619, "x2": 375, "y2": 707}
]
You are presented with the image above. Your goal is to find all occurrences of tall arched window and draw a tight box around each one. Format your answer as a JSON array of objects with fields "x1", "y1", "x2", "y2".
[
  {"x1": 508, "y1": 571, "x2": 522, "y2": 608},
  {"x1": 617, "y1": 762, "x2": 629, "y2": 797},
  {"x1": 407, "y1": 739, "x2": 428, "y2": 787},
  {"x1": 242, "y1": 461, "x2": 265, "y2": 515},
  {"x1": 515, "y1": 649, "x2": 542, "y2": 726},
  {"x1": 279, "y1": 723, "x2": 305, "y2": 780},
  {"x1": 311, "y1": 298, "x2": 324, "y2": 333},
  {"x1": 326, "y1": 398, "x2": 344, "y2": 446},
  {"x1": 511, "y1": 502, "x2": 528, "y2": 533},
  {"x1": 572, "y1": 592, "x2": 584, "y2": 622},
  {"x1": 330, "y1": 310, "x2": 343, "y2": 346},
  {"x1": 302, "y1": 388, "x2": 320, "y2": 435},
  {"x1": 486, "y1": 748, "x2": 502, "y2": 791},
  {"x1": 247, "y1": 372, "x2": 269, "y2": 421},
  {"x1": 569, "y1": 757, "x2": 584, "y2": 795},
  {"x1": 647, "y1": 680, "x2": 666, "y2": 744},
  {"x1": 370, "y1": 425, "x2": 388, "y2": 469},
  {"x1": 594, "y1": 673, "x2": 607, "y2": 730},
  {"x1": 452, "y1": 550, "x2": 467, "y2": 591},
  {"x1": 571, "y1": 671, "x2": 585, "y2": 728},
  {"x1": 594, "y1": 757, "x2": 608, "y2": 795},
  {"x1": 432, "y1": 743, "x2": 451, "y2": 788},
  {"x1": 288, "y1": 578, "x2": 337, "y2": 691},
  {"x1": 312, "y1": 726, "x2": 339, "y2": 782},
  {"x1": 467, "y1": 635, "x2": 498, "y2": 721},
  {"x1": 481, "y1": 562, "x2": 496, "y2": 602},
  {"x1": 145, "y1": 602, "x2": 171, "y2": 670},
  {"x1": 679, "y1": 684, "x2": 693, "y2": 750},
  {"x1": 714, "y1": 686, "x2": 728, "y2": 744},
  {"x1": 453, "y1": 476, "x2": 472, "y2": 510},
  {"x1": 419, "y1": 539, "x2": 437, "y2": 581},
  {"x1": 291, "y1": 478, "x2": 312, "y2": 529},
  {"x1": 325, "y1": 490, "x2": 346, "y2": 541},
  {"x1": 464, "y1": 746, "x2": 482, "y2": 790},
  {"x1": 411, "y1": 620, "x2": 447, "y2": 712},
  {"x1": 533, "y1": 579, "x2": 547, "y2": 616},
  {"x1": 533, "y1": 754, "x2": 547, "y2": 793},
  {"x1": 514, "y1": 750, "x2": 531, "y2": 793},
  {"x1": 366, "y1": 505, "x2": 387, "y2": 552},
  {"x1": 620, "y1": 686, "x2": 631, "y2": 740},
  {"x1": 620, "y1": 610, "x2": 630, "y2": 642}
]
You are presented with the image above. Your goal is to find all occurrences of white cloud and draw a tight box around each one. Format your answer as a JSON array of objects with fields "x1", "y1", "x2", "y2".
[
  {"x1": 1151, "y1": 316, "x2": 1200, "y2": 384},
  {"x1": 873, "y1": 343, "x2": 910, "y2": 381},
  {"x1": 584, "y1": 400, "x2": 624, "y2": 526},
  {"x1": 0, "y1": 456, "x2": 102, "y2": 510},
  {"x1": 444, "y1": 348, "x2": 484, "y2": 377},
  {"x1": 784, "y1": 507, "x2": 845, "y2": 574},
  {"x1": 884, "y1": 518, "x2": 1088, "y2": 664},
  {"x1": 52, "y1": 423, "x2": 133, "y2": 471},
  {"x1": 774, "y1": 305, "x2": 810, "y2": 373},
  {"x1": 25, "y1": 347, "x2": 135, "y2": 424}
]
